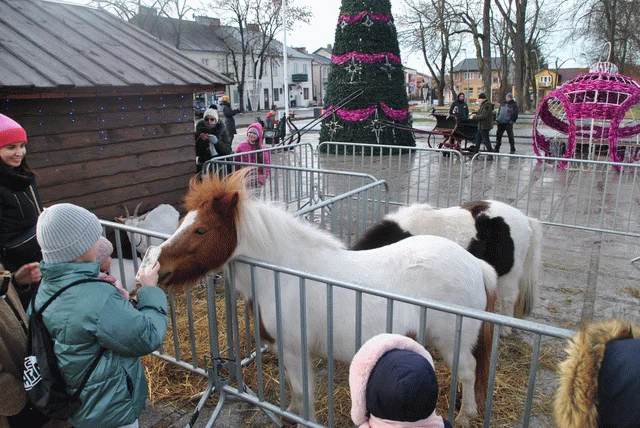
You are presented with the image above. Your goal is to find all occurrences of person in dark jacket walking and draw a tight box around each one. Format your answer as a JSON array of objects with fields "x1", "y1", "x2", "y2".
[
  {"x1": 194, "y1": 108, "x2": 232, "y2": 174},
  {"x1": 349, "y1": 334, "x2": 453, "y2": 428},
  {"x1": 494, "y1": 93, "x2": 519, "y2": 154},
  {"x1": 33, "y1": 203, "x2": 168, "y2": 428},
  {"x1": 0, "y1": 114, "x2": 43, "y2": 309},
  {"x1": 470, "y1": 93, "x2": 494, "y2": 153},
  {"x1": 553, "y1": 318, "x2": 640, "y2": 428},
  {"x1": 448, "y1": 93, "x2": 469, "y2": 122},
  {"x1": 219, "y1": 95, "x2": 240, "y2": 144}
]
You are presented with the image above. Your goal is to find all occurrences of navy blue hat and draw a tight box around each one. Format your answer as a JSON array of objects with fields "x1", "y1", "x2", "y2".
[
  {"x1": 597, "y1": 338, "x2": 640, "y2": 427},
  {"x1": 365, "y1": 349, "x2": 439, "y2": 422}
]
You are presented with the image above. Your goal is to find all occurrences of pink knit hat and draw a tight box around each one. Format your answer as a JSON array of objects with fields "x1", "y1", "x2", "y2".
[{"x1": 0, "y1": 114, "x2": 27, "y2": 149}]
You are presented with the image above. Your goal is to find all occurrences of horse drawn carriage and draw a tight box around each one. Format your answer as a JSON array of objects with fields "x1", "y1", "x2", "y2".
[{"x1": 425, "y1": 111, "x2": 478, "y2": 154}]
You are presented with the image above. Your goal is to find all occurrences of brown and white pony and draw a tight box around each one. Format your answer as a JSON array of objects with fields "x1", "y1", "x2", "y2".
[
  {"x1": 352, "y1": 201, "x2": 543, "y2": 335},
  {"x1": 157, "y1": 171, "x2": 498, "y2": 427}
]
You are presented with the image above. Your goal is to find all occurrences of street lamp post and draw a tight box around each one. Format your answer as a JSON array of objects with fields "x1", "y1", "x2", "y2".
[{"x1": 281, "y1": 0, "x2": 289, "y2": 120}]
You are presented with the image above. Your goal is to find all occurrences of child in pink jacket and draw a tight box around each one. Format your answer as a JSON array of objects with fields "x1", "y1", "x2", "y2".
[{"x1": 234, "y1": 122, "x2": 271, "y2": 186}]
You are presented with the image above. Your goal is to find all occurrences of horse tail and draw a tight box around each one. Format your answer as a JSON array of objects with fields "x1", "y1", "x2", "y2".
[
  {"x1": 514, "y1": 217, "x2": 542, "y2": 318},
  {"x1": 474, "y1": 260, "x2": 498, "y2": 408}
]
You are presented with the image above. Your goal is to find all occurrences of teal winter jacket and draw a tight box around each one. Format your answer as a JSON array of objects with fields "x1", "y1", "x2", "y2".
[{"x1": 34, "y1": 262, "x2": 168, "y2": 428}]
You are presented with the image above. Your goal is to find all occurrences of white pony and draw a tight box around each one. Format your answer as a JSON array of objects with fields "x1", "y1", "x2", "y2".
[
  {"x1": 157, "y1": 172, "x2": 498, "y2": 427},
  {"x1": 352, "y1": 200, "x2": 543, "y2": 335}
]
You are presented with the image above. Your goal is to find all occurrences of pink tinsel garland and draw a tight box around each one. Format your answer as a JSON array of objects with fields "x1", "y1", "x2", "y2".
[
  {"x1": 325, "y1": 103, "x2": 409, "y2": 121},
  {"x1": 338, "y1": 11, "x2": 393, "y2": 24},
  {"x1": 332, "y1": 51, "x2": 401, "y2": 65}
]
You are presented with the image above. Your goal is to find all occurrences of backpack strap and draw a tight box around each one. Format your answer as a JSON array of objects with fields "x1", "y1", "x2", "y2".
[
  {"x1": 31, "y1": 278, "x2": 113, "y2": 397},
  {"x1": 33, "y1": 278, "x2": 112, "y2": 316}
]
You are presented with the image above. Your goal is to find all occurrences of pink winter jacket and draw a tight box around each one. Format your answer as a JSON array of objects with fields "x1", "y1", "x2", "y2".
[{"x1": 234, "y1": 123, "x2": 271, "y2": 185}]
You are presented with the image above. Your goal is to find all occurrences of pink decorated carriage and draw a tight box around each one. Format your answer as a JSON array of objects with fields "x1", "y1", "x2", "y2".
[{"x1": 533, "y1": 62, "x2": 640, "y2": 169}]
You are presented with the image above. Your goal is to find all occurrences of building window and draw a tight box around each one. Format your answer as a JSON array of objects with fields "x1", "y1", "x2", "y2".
[
  {"x1": 540, "y1": 75, "x2": 552, "y2": 83},
  {"x1": 492, "y1": 76, "x2": 499, "y2": 83},
  {"x1": 294, "y1": 63, "x2": 299, "y2": 73},
  {"x1": 202, "y1": 58, "x2": 209, "y2": 66},
  {"x1": 233, "y1": 90, "x2": 239, "y2": 104},
  {"x1": 303, "y1": 88, "x2": 309, "y2": 100},
  {"x1": 463, "y1": 72, "x2": 474, "y2": 80},
  {"x1": 217, "y1": 59, "x2": 226, "y2": 72},
  {"x1": 303, "y1": 63, "x2": 308, "y2": 74},
  {"x1": 478, "y1": 72, "x2": 482, "y2": 79},
  {"x1": 274, "y1": 89, "x2": 280, "y2": 101},
  {"x1": 273, "y1": 63, "x2": 279, "y2": 77},
  {"x1": 321, "y1": 66, "x2": 328, "y2": 78}
]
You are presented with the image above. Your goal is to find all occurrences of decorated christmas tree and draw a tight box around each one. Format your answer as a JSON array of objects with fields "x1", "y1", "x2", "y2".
[{"x1": 319, "y1": 0, "x2": 415, "y2": 152}]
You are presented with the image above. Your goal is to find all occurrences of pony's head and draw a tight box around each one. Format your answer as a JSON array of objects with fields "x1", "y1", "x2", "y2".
[{"x1": 158, "y1": 170, "x2": 249, "y2": 287}]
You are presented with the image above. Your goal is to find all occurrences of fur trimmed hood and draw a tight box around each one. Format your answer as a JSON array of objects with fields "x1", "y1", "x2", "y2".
[
  {"x1": 553, "y1": 319, "x2": 640, "y2": 428},
  {"x1": 349, "y1": 334, "x2": 449, "y2": 428}
]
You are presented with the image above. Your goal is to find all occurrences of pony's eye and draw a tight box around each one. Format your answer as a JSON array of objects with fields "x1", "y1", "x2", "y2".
[{"x1": 195, "y1": 228, "x2": 207, "y2": 235}]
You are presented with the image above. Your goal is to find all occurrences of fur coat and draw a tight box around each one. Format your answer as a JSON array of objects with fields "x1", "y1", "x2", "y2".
[
  {"x1": 553, "y1": 319, "x2": 640, "y2": 427},
  {"x1": 0, "y1": 280, "x2": 28, "y2": 428}
]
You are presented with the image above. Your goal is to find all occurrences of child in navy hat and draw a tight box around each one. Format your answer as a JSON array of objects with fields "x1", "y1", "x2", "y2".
[{"x1": 349, "y1": 333, "x2": 453, "y2": 428}]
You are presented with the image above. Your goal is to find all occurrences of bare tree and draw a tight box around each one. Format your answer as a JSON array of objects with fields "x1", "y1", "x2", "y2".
[
  {"x1": 398, "y1": 0, "x2": 462, "y2": 105},
  {"x1": 571, "y1": 0, "x2": 640, "y2": 71},
  {"x1": 448, "y1": 0, "x2": 492, "y2": 96},
  {"x1": 92, "y1": 0, "x2": 200, "y2": 48}
]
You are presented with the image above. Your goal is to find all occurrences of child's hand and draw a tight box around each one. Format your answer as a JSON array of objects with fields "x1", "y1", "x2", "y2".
[
  {"x1": 200, "y1": 132, "x2": 208, "y2": 140},
  {"x1": 13, "y1": 262, "x2": 41, "y2": 287},
  {"x1": 137, "y1": 262, "x2": 160, "y2": 287}
]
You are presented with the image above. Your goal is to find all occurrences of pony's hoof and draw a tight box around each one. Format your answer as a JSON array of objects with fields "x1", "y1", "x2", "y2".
[{"x1": 454, "y1": 414, "x2": 472, "y2": 428}]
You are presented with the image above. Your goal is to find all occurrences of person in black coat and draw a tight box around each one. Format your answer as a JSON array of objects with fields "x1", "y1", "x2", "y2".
[
  {"x1": 194, "y1": 108, "x2": 232, "y2": 174},
  {"x1": 0, "y1": 114, "x2": 43, "y2": 309},
  {"x1": 448, "y1": 93, "x2": 469, "y2": 122},
  {"x1": 219, "y1": 95, "x2": 240, "y2": 144}
]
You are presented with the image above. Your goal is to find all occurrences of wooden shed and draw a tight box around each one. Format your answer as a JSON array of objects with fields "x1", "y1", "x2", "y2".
[{"x1": 0, "y1": 0, "x2": 233, "y2": 220}]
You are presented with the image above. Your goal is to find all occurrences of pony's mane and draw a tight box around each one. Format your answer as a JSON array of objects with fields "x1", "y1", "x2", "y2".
[
  {"x1": 237, "y1": 197, "x2": 345, "y2": 254},
  {"x1": 184, "y1": 171, "x2": 249, "y2": 218}
]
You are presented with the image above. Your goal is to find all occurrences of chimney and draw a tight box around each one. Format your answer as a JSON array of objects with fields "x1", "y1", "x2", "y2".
[
  {"x1": 326, "y1": 44, "x2": 332, "y2": 50},
  {"x1": 293, "y1": 47, "x2": 307, "y2": 54},
  {"x1": 195, "y1": 16, "x2": 221, "y2": 26},
  {"x1": 139, "y1": 6, "x2": 157, "y2": 16}
]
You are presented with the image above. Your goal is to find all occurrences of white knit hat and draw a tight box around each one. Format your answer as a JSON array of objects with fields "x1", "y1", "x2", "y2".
[
  {"x1": 203, "y1": 108, "x2": 219, "y2": 121},
  {"x1": 37, "y1": 203, "x2": 103, "y2": 264}
]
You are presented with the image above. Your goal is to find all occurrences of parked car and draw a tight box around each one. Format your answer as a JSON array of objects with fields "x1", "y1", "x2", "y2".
[{"x1": 194, "y1": 100, "x2": 207, "y2": 118}]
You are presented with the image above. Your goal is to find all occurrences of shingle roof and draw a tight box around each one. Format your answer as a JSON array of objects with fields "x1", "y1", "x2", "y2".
[
  {"x1": 452, "y1": 58, "x2": 503, "y2": 72},
  {"x1": 310, "y1": 53, "x2": 332, "y2": 64},
  {"x1": 133, "y1": 13, "x2": 235, "y2": 53},
  {"x1": 0, "y1": 0, "x2": 233, "y2": 93}
]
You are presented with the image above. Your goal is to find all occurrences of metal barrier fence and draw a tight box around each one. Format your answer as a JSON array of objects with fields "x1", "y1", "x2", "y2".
[
  {"x1": 96, "y1": 143, "x2": 638, "y2": 427},
  {"x1": 317, "y1": 142, "x2": 466, "y2": 209},
  {"x1": 199, "y1": 256, "x2": 575, "y2": 428},
  {"x1": 468, "y1": 153, "x2": 640, "y2": 236}
]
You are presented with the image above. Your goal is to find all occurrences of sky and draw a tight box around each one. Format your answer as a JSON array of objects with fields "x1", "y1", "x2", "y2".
[{"x1": 286, "y1": 0, "x2": 586, "y2": 72}]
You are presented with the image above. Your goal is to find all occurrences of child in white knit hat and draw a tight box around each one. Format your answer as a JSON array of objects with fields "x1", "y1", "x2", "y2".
[{"x1": 34, "y1": 203, "x2": 168, "y2": 428}]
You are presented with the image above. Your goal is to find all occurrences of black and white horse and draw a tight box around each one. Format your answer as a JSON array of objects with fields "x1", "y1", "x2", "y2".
[{"x1": 353, "y1": 200, "x2": 543, "y2": 335}]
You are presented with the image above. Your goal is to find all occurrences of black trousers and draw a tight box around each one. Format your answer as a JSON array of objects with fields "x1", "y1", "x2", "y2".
[
  {"x1": 473, "y1": 129, "x2": 493, "y2": 152},
  {"x1": 495, "y1": 123, "x2": 515, "y2": 151}
]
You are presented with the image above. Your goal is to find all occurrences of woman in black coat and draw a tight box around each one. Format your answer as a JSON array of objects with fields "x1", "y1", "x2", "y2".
[
  {"x1": 0, "y1": 114, "x2": 43, "y2": 309},
  {"x1": 194, "y1": 108, "x2": 232, "y2": 174}
]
